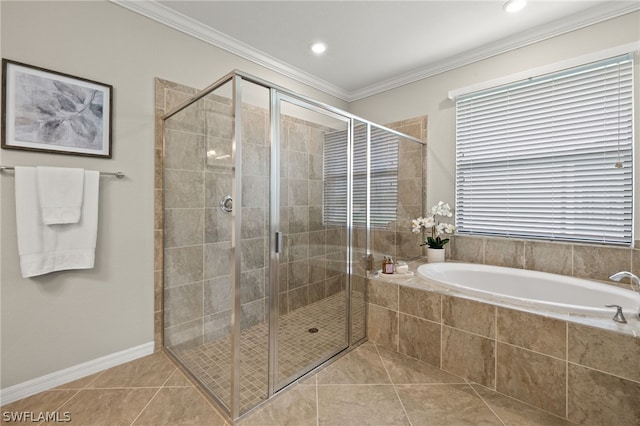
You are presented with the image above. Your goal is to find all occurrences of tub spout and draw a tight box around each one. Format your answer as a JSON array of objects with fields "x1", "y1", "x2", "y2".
[
  {"x1": 609, "y1": 271, "x2": 640, "y2": 291},
  {"x1": 609, "y1": 271, "x2": 640, "y2": 320}
]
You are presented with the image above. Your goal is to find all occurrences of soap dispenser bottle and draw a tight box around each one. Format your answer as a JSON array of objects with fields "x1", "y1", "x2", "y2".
[{"x1": 382, "y1": 256, "x2": 395, "y2": 274}]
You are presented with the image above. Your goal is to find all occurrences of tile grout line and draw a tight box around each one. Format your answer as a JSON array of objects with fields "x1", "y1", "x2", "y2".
[
  {"x1": 440, "y1": 323, "x2": 494, "y2": 341},
  {"x1": 393, "y1": 306, "x2": 442, "y2": 325},
  {"x1": 37, "y1": 369, "x2": 108, "y2": 426},
  {"x1": 128, "y1": 387, "x2": 163, "y2": 426},
  {"x1": 570, "y1": 244, "x2": 574, "y2": 278},
  {"x1": 439, "y1": 294, "x2": 443, "y2": 370},
  {"x1": 492, "y1": 335, "x2": 568, "y2": 363},
  {"x1": 565, "y1": 360, "x2": 640, "y2": 385},
  {"x1": 565, "y1": 322, "x2": 569, "y2": 420},
  {"x1": 128, "y1": 366, "x2": 177, "y2": 426},
  {"x1": 315, "y1": 382, "x2": 463, "y2": 387},
  {"x1": 472, "y1": 380, "x2": 573, "y2": 424},
  {"x1": 396, "y1": 294, "x2": 400, "y2": 352},
  {"x1": 374, "y1": 343, "x2": 413, "y2": 426},
  {"x1": 36, "y1": 390, "x2": 82, "y2": 426},
  {"x1": 466, "y1": 381, "x2": 507, "y2": 426},
  {"x1": 494, "y1": 306, "x2": 498, "y2": 390},
  {"x1": 69, "y1": 386, "x2": 178, "y2": 390}
]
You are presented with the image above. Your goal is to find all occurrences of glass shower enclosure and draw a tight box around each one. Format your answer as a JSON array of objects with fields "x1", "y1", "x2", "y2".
[{"x1": 161, "y1": 71, "x2": 422, "y2": 421}]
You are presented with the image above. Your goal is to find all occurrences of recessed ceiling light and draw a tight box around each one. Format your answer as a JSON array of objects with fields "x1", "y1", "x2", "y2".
[
  {"x1": 503, "y1": 0, "x2": 527, "y2": 13},
  {"x1": 311, "y1": 42, "x2": 327, "y2": 55}
]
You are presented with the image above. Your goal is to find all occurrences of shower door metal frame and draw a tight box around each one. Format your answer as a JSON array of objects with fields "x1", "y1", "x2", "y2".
[
  {"x1": 161, "y1": 69, "x2": 425, "y2": 422},
  {"x1": 268, "y1": 90, "x2": 355, "y2": 395},
  {"x1": 267, "y1": 87, "x2": 279, "y2": 399},
  {"x1": 161, "y1": 71, "x2": 243, "y2": 420},
  {"x1": 230, "y1": 74, "x2": 243, "y2": 421}
]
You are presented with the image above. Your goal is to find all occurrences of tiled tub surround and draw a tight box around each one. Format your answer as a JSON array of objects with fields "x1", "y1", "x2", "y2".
[
  {"x1": 449, "y1": 235, "x2": 640, "y2": 287},
  {"x1": 368, "y1": 260, "x2": 640, "y2": 425}
]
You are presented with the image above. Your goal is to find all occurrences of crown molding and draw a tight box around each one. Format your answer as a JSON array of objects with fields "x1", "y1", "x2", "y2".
[
  {"x1": 112, "y1": 0, "x2": 639, "y2": 103},
  {"x1": 348, "y1": 2, "x2": 640, "y2": 101},
  {"x1": 111, "y1": 0, "x2": 350, "y2": 100}
]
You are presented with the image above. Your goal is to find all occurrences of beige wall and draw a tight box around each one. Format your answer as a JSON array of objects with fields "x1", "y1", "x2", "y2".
[
  {"x1": 0, "y1": 1, "x2": 346, "y2": 389},
  {"x1": 350, "y1": 11, "x2": 640, "y2": 237}
]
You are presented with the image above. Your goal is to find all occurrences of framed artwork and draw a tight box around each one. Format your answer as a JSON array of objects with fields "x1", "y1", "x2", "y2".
[{"x1": 1, "y1": 59, "x2": 113, "y2": 158}]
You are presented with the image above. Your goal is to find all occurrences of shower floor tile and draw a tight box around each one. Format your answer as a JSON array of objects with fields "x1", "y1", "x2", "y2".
[{"x1": 170, "y1": 291, "x2": 365, "y2": 413}]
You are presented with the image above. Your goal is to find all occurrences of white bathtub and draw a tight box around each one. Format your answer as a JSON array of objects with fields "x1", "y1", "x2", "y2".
[{"x1": 417, "y1": 262, "x2": 640, "y2": 320}]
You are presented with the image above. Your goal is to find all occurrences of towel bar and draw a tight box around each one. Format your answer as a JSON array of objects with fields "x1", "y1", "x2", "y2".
[{"x1": 0, "y1": 165, "x2": 125, "y2": 179}]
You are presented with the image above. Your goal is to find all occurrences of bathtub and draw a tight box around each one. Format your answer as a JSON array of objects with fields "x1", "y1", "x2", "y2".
[{"x1": 417, "y1": 262, "x2": 640, "y2": 320}]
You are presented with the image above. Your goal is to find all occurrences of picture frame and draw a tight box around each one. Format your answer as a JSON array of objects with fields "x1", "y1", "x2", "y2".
[{"x1": 1, "y1": 59, "x2": 113, "y2": 158}]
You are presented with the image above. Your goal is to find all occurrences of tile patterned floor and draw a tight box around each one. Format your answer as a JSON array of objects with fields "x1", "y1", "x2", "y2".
[{"x1": 1, "y1": 342, "x2": 574, "y2": 425}]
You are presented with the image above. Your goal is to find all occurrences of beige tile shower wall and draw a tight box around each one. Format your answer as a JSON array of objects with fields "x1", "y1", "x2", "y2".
[
  {"x1": 279, "y1": 115, "x2": 348, "y2": 316},
  {"x1": 367, "y1": 277, "x2": 640, "y2": 424},
  {"x1": 370, "y1": 117, "x2": 428, "y2": 267},
  {"x1": 450, "y1": 235, "x2": 640, "y2": 290},
  {"x1": 155, "y1": 79, "x2": 200, "y2": 350},
  {"x1": 155, "y1": 79, "x2": 271, "y2": 350}
]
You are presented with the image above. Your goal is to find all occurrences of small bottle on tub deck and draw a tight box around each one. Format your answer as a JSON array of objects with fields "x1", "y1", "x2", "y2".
[{"x1": 382, "y1": 256, "x2": 395, "y2": 274}]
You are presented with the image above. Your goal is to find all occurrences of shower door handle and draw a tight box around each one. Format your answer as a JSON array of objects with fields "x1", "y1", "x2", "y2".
[{"x1": 275, "y1": 232, "x2": 283, "y2": 254}]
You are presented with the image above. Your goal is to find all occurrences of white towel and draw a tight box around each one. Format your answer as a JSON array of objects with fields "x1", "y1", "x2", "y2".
[
  {"x1": 15, "y1": 167, "x2": 100, "y2": 278},
  {"x1": 36, "y1": 166, "x2": 85, "y2": 224}
]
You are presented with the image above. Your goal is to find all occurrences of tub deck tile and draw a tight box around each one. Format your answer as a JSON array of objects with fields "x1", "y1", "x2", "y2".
[
  {"x1": 567, "y1": 363, "x2": 640, "y2": 426},
  {"x1": 442, "y1": 326, "x2": 496, "y2": 389},
  {"x1": 497, "y1": 307, "x2": 567, "y2": 359},
  {"x1": 496, "y1": 343, "x2": 566, "y2": 418},
  {"x1": 568, "y1": 322, "x2": 640, "y2": 383},
  {"x1": 442, "y1": 295, "x2": 496, "y2": 338}
]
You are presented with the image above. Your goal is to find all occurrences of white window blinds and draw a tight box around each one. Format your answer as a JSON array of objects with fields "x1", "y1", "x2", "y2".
[
  {"x1": 324, "y1": 126, "x2": 399, "y2": 228},
  {"x1": 455, "y1": 54, "x2": 634, "y2": 246}
]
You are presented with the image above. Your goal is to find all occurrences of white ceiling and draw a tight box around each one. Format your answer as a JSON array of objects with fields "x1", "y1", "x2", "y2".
[{"x1": 115, "y1": 0, "x2": 640, "y2": 101}]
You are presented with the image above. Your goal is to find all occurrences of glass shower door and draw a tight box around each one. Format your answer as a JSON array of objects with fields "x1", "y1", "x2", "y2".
[{"x1": 271, "y1": 94, "x2": 351, "y2": 390}]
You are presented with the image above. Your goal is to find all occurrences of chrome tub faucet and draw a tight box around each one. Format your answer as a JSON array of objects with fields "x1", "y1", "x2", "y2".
[{"x1": 609, "y1": 271, "x2": 640, "y2": 320}]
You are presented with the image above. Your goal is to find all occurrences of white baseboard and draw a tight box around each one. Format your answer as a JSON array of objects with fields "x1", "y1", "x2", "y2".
[{"x1": 0, "y1": 341, "x2": 155, "y2": 405}]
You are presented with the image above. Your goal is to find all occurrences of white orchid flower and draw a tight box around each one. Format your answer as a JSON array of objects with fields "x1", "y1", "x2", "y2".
[
  {"x1": 431, "y1": 201, "x2": 453, "y2": 217},
  {"x1": 411, "y1": 201, "x2": 456, "y2": 248},
  {"x1": 411, "y1": 203, "x2": 455, "y2": 248},
  {"x1": 421, "y1": 216, "x2": 435, "y2": 228},
  {"x1": 411, "y1": 218, "x2": 422, "y2": 234}
]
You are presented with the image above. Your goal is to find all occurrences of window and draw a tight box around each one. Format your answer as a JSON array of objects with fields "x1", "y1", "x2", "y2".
[
  {"x1": 324, "y1": 125, "x2": 399, "y2": 228},
  {"x1": 455, "y1": 54, "x2": 633, "y2": 246}
]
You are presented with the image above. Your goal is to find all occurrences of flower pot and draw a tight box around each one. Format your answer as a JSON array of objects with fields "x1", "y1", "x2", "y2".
[{"x1": 426, "y1": 248, "x2": 445, "y2": 263}]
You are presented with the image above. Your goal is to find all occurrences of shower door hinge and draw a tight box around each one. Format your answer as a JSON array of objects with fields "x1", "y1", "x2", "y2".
[
  {"x1": 365, "y1": 253, "x2": 374, "y2": 271},
  {"x1": 275, "y1": 232, "x2": 283, "y2": 254}
]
